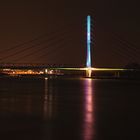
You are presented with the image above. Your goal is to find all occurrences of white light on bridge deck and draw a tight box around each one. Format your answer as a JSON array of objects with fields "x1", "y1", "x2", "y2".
[
  {"x1": 86, "y1": 68, "x2": 92, "y2": 77},
  {"x1": 45, "y1": 69, "x2": 48, "y2": 73}
]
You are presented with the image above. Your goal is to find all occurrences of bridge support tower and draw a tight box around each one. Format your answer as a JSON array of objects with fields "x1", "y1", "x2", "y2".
[{"x1": 86, "y1": 15, "x2": 92, "y2": 77}]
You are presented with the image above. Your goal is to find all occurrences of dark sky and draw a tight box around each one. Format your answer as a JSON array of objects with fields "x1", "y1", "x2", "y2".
[{"x1": 0, "y1": 0, "x2": 139, "y2": 67}]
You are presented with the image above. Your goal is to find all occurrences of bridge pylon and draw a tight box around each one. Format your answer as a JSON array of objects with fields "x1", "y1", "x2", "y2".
[{"x1": 86, "y1": 15, "x2": 92, "y2": 77}]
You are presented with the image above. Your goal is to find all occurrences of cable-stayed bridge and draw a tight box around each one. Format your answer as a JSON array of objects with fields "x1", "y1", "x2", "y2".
[{"x1": 0, "y1": 15, "x2": 138, "y2": 77}]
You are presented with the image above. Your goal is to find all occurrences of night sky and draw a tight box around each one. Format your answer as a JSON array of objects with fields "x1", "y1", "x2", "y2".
[{"x1": 0, "y1": 0, "x2": 139, "y2": 68}]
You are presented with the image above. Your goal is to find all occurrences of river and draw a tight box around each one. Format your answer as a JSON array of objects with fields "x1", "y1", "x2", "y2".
[{"x1": 0, "y1": 77, "x2": 139, "y2": 140}]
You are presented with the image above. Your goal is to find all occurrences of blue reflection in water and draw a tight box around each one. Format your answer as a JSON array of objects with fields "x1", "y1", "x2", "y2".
[{"x1": 83, "y1": 79, "x2": 94, "y2": 140}]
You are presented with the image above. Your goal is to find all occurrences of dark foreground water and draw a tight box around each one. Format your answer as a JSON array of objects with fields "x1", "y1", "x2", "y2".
[{"x1": 0, "y1": 77, "x2": 140, "y2": 140}]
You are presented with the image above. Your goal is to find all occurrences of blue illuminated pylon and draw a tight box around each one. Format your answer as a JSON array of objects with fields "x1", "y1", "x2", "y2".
[{"x1": 86, "y1": 15, "x2": 92, "y2": 68}]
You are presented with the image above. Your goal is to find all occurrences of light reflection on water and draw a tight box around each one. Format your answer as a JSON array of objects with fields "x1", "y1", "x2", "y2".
[
  {"x1": 44, "y1": 78, "x2": 53, "y2": 119},
  {"x1": 43, "y1": 78, "x2": 95, "y2": 140},
  {"x1": 0, "y1": 79, "x2": 44, "y2": 119},
  {"x1": 83, "y1": 79, "x2": 94, "y2": 140},
  {"x1": 0, "y1": 77, "x2": 139, "y2": 140}
]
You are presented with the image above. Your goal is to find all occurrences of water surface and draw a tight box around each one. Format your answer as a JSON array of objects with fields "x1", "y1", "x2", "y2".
[{"x1": 0, "y1": 77, "x2": 139, "y2": 140}]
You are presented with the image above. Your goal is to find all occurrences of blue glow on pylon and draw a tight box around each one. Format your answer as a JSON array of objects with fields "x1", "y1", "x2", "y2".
[{"x1": 86, "y1": 15, "x2": 91, "y2": 68}]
